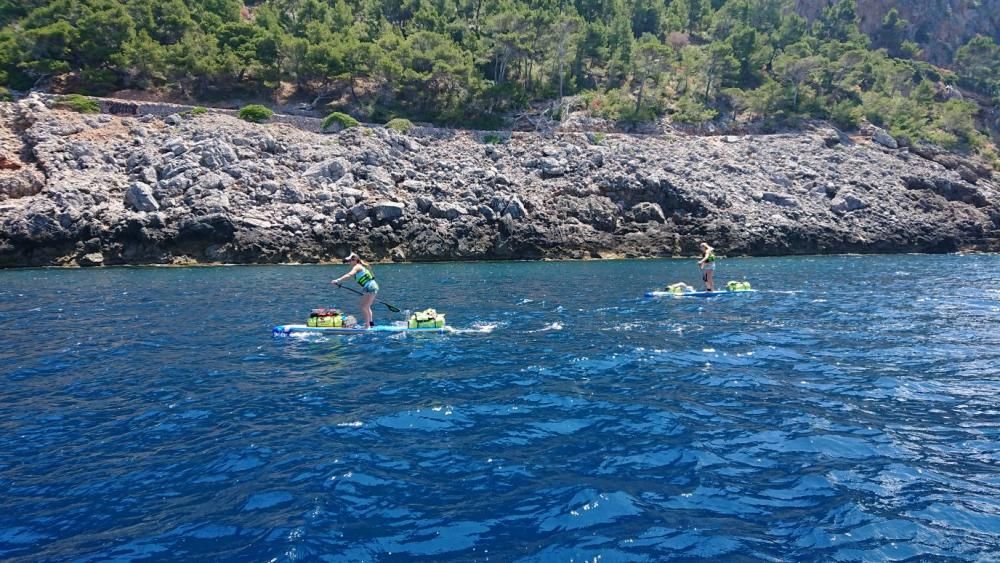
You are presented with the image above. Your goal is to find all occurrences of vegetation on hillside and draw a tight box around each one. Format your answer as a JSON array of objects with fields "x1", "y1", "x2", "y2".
[
  {"x1": 385, "y1": 117, "x2": 414, "y2": 133},
  {"x1": 0, "y1": 1, "x2": 997, "y2": 162},
  {"x1": 53, "y1": 93, "x2": 100, "y2": 113},
  {"x1": 322, "y1": 110, "x2": 359, "y2": 130},
  {"x1": 237, "y1": 103, "x2": 272, "y2": 122}
]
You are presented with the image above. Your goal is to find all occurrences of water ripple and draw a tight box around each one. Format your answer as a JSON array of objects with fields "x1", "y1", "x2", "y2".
[{"x1": 1, "y1": 256, "x2": 998, "y2": 560}]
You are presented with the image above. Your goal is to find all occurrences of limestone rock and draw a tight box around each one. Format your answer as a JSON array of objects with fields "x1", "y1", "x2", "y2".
[
  {"x1": 762, "y1": 192, "x2": 799, "y2": 208},
  {"x1": 502, "y1": 197, "x2": 527, "y2": 219},
  {"x1": 631, "y1": 202, "x2": 666, "y2": 223},
  {"x1": 373, "y1": 201, "x2": 405, "y2": 221},
  {"x1": 1, "y1": 95, "x2": 997, "y2": 267},
  {"x1": 304, "y1": 157, "x2": 350, "y2": 181},
  {"x1": 79, "y1": 252, "x2": 104, "y2": 266},
  {"x1": 831, "y1": 194, "x2": 867, "y2": 214},
  {"x1": 872, "y1": 127, "x2": 898, "y2": 149},
  {"x1": 429, "y1": 201, "x2": 467, "y2": 220},
  {"x1": 125, "y1": 182, "x2": 159, "y2": 212},
  {"x1": 0, "y1": 169, "x2": 45, "y2": 200},
  {"x1": 539, "y1": 157, "x2": 567, "y2": 177}
]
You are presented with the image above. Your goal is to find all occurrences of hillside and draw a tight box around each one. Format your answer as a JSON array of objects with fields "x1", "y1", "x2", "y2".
[
  {"x1": 795, "y1": 0, "x2": 1000, "y2": 64},
  {"x1": 1, "y1": 1, "x2": 998, "y2": 168},
  {"x1": 1, "y1": 94, "x2": 997, "y2": 267}
]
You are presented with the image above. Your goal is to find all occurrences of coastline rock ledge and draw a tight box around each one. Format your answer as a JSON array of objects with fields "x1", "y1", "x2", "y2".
[{"x1": 1, "y1": 96, "x2": 998, "y2": 267}]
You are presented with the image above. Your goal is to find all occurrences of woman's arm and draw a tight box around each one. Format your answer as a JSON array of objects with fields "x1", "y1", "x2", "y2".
[{"x1": 331, "y1": 265, "x2": 361, "y2": 284}]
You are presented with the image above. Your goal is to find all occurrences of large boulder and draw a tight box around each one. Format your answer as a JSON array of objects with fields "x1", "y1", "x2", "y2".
[
  {"x1": 830, "y1": 193, "x2": 867, "y2": 214},
  {"x1": 762, "y1": 192, "x2": 799, "y2": 208},
  {"x1": 499, "y1": 196, "x2": 527, "y2": 219},
  {"x1": 125, "y1": 182, "x2": 160, "y2": 212},
  {"x1": 78, "y1": 252, "x2": 104, "y2": 266},
  {"x1": 303, "y1": 157, "x2": 350, "y2": 181},
  {"x1": 631, "y1": 201, "x2": 666, "y2": 223},
  {"x1": 904, "y1": 176, "x2": 988, "y2": 207},
  {"x1": 539, "y1": 157, "x2": 567, "y2": 177},
  {"x1": 196, "y1": 139, "x2": 239, "y2": 169},
  {"x1": 373, "y1": 201, "x2": 405, "y2": 221},
  {"x1": 429, "y1": 201, "x2": 468, "y2": 220},
  {"x1": 872, "y1": 127, "x2": 898, "y2": 149},
  {"x1": 349, "y1": 203, "x2": 369, "y2": 221},
  {"x1": 176, "y1": 213, "x2": 235, "y2": 243},
  {"x1": 0, "y1": 169, "x2": 45, "y2": 200}
]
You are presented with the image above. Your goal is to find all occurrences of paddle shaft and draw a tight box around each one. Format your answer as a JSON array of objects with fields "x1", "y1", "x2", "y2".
[{"x1": 336, "y1": 283, "x2": 401, "y2": 313}]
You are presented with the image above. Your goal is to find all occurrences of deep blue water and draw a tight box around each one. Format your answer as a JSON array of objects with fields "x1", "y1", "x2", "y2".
[{"x1": 1, "y1": 255, "x2": 999, "y2": 562}]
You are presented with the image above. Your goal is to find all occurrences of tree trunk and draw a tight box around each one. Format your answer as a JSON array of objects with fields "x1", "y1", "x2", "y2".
[
  {"x1": 558, "y1": 58, "x2": 566, "y2": 102},
  {"x1": 635, "y1": 77, "x2": 646, "y2": 114}
]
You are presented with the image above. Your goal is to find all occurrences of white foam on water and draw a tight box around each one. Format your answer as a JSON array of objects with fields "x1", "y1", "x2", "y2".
[
  {"x1": 446, "y1": 321, "x2": 501, "y2": 334},
  {"x1": 607, "y1": 322, "x2": 643, "y2": 332},
  {"x1": 526, "y1": 322, "x2": 563, "y2": 333}
]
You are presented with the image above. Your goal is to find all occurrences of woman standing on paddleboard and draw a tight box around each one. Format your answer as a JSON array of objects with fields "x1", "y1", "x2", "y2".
[
  {"x1": 332, "y1": 253, "x2": 379, "y2": 328},
  {"x1": 698, "y1": 242, "x2": 716, "y2": 291}
]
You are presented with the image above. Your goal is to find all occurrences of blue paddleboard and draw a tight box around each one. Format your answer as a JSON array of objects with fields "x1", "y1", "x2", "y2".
[
  {"x1": 272, "y1": 324, "x2": 447, "y2": 337},
  {"x1": 645, "y1": 289, "x2": 757, "y2": 298}
]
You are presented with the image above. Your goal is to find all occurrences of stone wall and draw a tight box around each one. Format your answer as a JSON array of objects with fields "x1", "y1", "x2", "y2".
[{"x1": 37, "y1": 93, "x2": 329, "y2": 134}]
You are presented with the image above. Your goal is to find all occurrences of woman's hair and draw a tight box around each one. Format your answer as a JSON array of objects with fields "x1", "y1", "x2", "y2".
[{"x1": 345, "y1": 252, "x2": 371, "y2": 269}]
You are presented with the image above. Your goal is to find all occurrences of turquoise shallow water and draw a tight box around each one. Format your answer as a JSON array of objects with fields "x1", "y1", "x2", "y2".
[{"x1": 1, "y1": 255, "x2": 999, "y2": 561}]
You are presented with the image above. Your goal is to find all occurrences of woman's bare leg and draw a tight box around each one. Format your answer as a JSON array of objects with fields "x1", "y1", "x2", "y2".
[{"x1": 360, "y1": 293, "x2": 375, "y2": 327}]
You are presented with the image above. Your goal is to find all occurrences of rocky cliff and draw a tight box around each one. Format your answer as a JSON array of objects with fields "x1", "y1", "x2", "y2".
[
  {"x1": 0, "y1": 95, "x2": 997, "y2": 268},
  {"x1": 795, "y1": 0, "x2": 1000, "y2": 64}
]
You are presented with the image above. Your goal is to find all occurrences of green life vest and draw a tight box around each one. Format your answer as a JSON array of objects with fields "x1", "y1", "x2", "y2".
[
  {"x1": 705, "y1": 252, "x2": 716, "y2": 263},
  {"x1": 355, "y1": 267, "x2": 374, "y2": 287}
]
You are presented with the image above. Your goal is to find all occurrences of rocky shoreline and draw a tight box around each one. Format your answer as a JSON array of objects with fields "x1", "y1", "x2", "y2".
[{"x1": 0, "y1": 94, "x2": 997, "y2": 268}]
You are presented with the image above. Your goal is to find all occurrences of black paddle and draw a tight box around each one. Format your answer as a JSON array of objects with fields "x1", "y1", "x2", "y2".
[{"x1": 334, "y1": 283, "x2": 402, "y2": 313}]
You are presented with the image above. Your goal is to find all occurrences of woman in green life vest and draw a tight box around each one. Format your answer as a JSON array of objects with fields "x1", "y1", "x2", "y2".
[
  {"x1": 698, "y1": 242, "x2": 716, "y2": 291},
  {"x1": 332, "y1": 252, "x2": 379, "y2": 328}
]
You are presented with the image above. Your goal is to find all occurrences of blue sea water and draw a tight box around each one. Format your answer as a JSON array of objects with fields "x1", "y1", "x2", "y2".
[{"x1": 1, "y1": 255, "x2": 998, "y2": 562}]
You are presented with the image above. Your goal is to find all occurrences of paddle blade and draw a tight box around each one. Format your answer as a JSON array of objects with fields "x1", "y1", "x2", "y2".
[{"x1": 384, "y1": 303, "x2": 401, "y2": 313}]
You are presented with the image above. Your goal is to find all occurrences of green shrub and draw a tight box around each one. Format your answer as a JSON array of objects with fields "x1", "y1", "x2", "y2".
[
  {"x1": 934, "y1": 99, "x2": 980, "y2": 145},
  {"x1": 385, "y1": 118, "x2": 414, "y2": 133},
  {"x1": 238, "y1": 104, "x2": 273, "y2": 123},
  {"x1": 671, "y1": 96, "x2": 717, "y2": 125},
  {"x1": 829, "y1": 100, "x2": 862, "y2": 129},
  {"x1": 322, "y1": 111, "x2": 359, "y2": 131},
  {"x1": 578, "y1": 88, "x2": 634, "y2": 122},
  {"x1": 980, "y1": 144, "x2": 1000, "y2": 172},
  {"x1": 0, "y1": 86, "x2": 11, "y2": 102},
  {"x1": 183, "y1": 106, "x2": 208, "y2": 118},
  {"x1": 54, "y1": 94, "x2": 99, "y2": 114},
  {"x1": 590, "y1": 132, "x2": 606, "y2": 145},
  {"x1": 78, "y1": 68, "x2": 119, "y2": 95},
  {"x1": 482, "y1": 133, "x2": 504, "y2": 144},
  {"x1": 921, "y1": 129, "x2": 959, "y2": 149}
]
